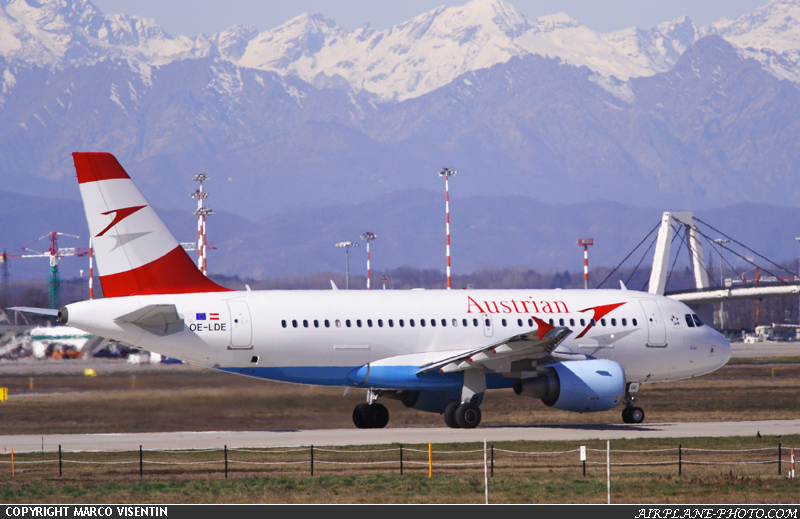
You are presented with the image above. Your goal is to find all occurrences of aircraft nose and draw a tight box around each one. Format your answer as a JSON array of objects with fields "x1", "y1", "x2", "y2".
[{"x1": 711, "y1": 330, "x2": 732, "y2": 367}]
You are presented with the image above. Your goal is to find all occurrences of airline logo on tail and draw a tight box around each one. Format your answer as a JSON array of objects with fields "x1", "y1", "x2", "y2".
[{"x1": 72, "y1": 152, "x2": 230, "y2": 298}]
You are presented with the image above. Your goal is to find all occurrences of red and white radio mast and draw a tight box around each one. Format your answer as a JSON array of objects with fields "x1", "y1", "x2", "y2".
[
  {"x1": 439, "y1": 167, "x2": 457, "y2": 290},
  {"x1": 360, "y1": 232, "x2": 376, "y2": 289},
  {"x1": 191, "y1": 174, "x2": 213, "y2": 276},
  {"x1": 577, "y1": 237, "x2": 594, "y2": 289}
]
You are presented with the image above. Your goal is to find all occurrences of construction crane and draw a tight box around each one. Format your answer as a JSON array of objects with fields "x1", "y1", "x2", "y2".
[{"x1": 14, "y1": 232, "x2": 90, "y2": 309}]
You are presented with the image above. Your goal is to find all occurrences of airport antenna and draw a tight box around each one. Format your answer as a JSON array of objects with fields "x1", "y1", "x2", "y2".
[
  {"x1": 191, "y1": 174, "x2": 213, "y2": 276},
  {"x1": 577, "y1": 237, "x2": 594, "y2": 289},
  {"x1": 439, "y1": 167, "x2": 457, "y2": 289},
  {"x1": 335, "y1": 241, "x2": 358, "y2": 290},
  {"x1": 360, "y1": 232, "x2": 376, "y2": 290}
]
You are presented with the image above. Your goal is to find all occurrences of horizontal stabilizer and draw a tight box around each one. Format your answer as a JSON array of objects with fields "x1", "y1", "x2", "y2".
[
  {"x1": 115, "y1": 304, "x2": 184, "y2": 336},
  {"x1": 7, "y1": 306, "x2": 59, "y2": 316}
]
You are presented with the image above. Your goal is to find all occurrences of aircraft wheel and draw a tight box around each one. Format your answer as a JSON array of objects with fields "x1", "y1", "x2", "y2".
[
  {"x1": 629, "y1": 407, "x2": 645, "y2": 424},
  {"x1": 443, "y1": 402, "x2": 460, "y2": 428},
  {"x1": 621, "y1": 407, "x2": 632, "y2": 424},
  {"x1": 353, "y1": 403, "x2": 370, "y2": 429},
  {"x1": 367, "y1": 403, "x2": 390, "y2": 428},
  {"x1": 455, "y1": 403, "x2": 481, "y2": 429}
]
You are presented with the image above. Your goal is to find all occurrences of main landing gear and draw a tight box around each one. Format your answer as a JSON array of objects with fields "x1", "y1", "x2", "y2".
[
  {"x1": 621, "y1": 382, "x2": 645, "y2": 424},
  {"x1": 443, "y1": 402, "x2": 482, "y2": 429}
]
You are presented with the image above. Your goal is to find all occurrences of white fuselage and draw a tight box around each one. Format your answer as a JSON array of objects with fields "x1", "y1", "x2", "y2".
[{"x1": 63, "y1": 287, "x2": 731, "y2": 390}]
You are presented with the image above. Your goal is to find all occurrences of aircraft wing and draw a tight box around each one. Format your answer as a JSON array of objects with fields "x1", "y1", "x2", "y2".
[{"x1": 416, "y1": 316, "x2": 572, "y2": 375}]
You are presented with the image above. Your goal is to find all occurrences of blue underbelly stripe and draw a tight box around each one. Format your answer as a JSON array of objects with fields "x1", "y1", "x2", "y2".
[{"x1": 218, "y1": 365, "x2": 515, "y2": 390}]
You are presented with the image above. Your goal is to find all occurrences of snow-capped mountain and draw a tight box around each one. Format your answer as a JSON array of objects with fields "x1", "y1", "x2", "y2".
[
  {"x1": 705, "y1": 0, "x2": 800, "y2": 83},
  {"x1": 0, "y1": 0, "x2": 208, "y2": 67},
  {"x1": 233, "y1": 0, "x2": 700, "y2": 101},
  {"x1": 1, "y1": 0, "x2": 800, "y2": 226},
  {"x1": 4, "y1": 0, "x2": 800, "y2": 102}
]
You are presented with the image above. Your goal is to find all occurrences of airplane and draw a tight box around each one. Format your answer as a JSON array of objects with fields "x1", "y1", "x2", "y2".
[{"x1": 51, "y1": 152, "x2": 732, "y2": 429}]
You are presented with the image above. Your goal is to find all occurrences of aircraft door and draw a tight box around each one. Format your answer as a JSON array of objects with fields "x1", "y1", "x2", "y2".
[
  {"x1": 228, "y1": 300, "x2": 253, "y2": 349},
  {"x1": 640, "y1": 300, "x2": 667, "y2": 347},
  {"x1": 482, "y1": 314, "x2": 493, "y2": 338}
]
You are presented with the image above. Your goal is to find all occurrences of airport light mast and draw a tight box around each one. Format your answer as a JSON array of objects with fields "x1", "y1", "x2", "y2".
[
  {"x1": 577, "y1": 237, "x2": 594, "y2": 289},
  {"x1": 335, "y1": 241, "x2": 358, "y2": 290},
  {"x1": 439, "y1": 167, "x2": 457, "y2": 289},
  {"x1": 360, "y1": 232, "x2": 376, "y2": 290},
  {"x1": 191, "y1": 174, "x2": 213, "y2": 276}
]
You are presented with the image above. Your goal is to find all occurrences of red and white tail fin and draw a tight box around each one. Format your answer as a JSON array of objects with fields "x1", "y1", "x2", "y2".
[{"x1": 73, "y1": 152, "x2": 230, "y2": 297}]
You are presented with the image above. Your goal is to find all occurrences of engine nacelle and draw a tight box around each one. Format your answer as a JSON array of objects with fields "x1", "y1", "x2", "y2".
[{"x1": 513, "y1": 359, "x2": 625, "y2": 413}]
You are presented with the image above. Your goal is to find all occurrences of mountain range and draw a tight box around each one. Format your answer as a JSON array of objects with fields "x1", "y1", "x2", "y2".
[{"x1": 1, "y1": 0, "x2": 799, "y2": 278}]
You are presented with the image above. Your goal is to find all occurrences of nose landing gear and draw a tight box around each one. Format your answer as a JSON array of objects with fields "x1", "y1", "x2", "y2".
[
  {"x1": 353, "y1": 402, "x2": 389, "y2": 429},
  {"x1": 622, "y1": 382, "x2": 645, "y2": 424},
  {"x1": 352, "y1": 389, "x2": 390, "y2": 429}
]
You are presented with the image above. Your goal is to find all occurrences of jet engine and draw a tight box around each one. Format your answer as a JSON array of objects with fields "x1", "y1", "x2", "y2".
[{"x1": 513, "y1": 359, "x2": 624, "y2": 413}]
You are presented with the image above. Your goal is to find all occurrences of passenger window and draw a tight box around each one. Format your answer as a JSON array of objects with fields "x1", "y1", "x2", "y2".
[
  {"x1": 420, "y1": 320, "x2": 426, "y2": 327},
  {"x1": 632, "y1": 319, "x2": 638, "y2": 326},
  {"x1": 473, "y1": 318, "x2": 479, "y2": 327},
  {"x1": 378, "y1": 319, "x2": 383, "y2": 327},
  {"x1": 570, "y1": 319, "x2": 575, "y2": 327},
  {"x1": 528, "y1": 318, "x2": 533, "y2": 327},
  {"x1": 549, "y1": 319, "x2": 554, "y2": 325},
  {"x1": 292, "y1": 320, "x2": 298, "y2": 328},
  {"x1": 580, "y1": 319, "x2": 586, "y2": 326},
  {"x1": 346, "y1": 319, "x2": 351, "y2": 328},
  {"x1": 367, "y1": 319, "x2": 372, "y2": 327},
  {"x1": 501, "y1": 319, "x2": 507, "y2": 327},
  {"x1": 590, "y1": 319, "x2": 596, "y2": 326},
  {"x1": 430, "y1": 319, "x2": 436, "y2": 327},
  {"x1": 401, "y1": 319, "x2": 406, "y2": 327},
  {"x1": 281, "y1": 320, "x2": 287, "y2": 328},
  {"x1": 517, "y1": 319, "x2": 523, "y2": 327},
  {"x1": 303, "y1": 320, "x2": 309, "y2": 328},
  {"x1": 685, "y1": 314, "x2": 695, "y2": 327},
  {"x1": 462, "y1": 319, "x2": 468, "y2": 327},
  {"x1": 621, "y1": 318, "x2": 627, "y2": 326},
  {"x1": 692, "y1": 314, "x2": 703, "y2": 327},
  {"x1": 611, "y1": 318, "x2": 616, "y2": 326},
  {"x1": 314, "y1": 320, "x2": 319, "y2": 328},
  {"x1": 335, "y1": 319, "x2": 341, "y2": 328},
  {"x1": 559, "y1": 318, "x2": 564, "y2": 326},
  {"x1": 388, "y1": 319, "x2": 393, "y2": 327},
  {"x1": 453, "y1": 319, "x2": 458, "y2": 327},
  {"x1": 357, "y1": 319, "x2": 362, "y2": 328},
  {"x1": 441, "y1": 319, "x2": 447, "y2": 327},
  {"x1": 600, "y1": 319, "x2": 606, "y2": 326},
  {"x1": 485, "y1": 319, "x2": 491, "y2": 327},
  {"x1": 325, "y1": 319, "x2": 330, "y2": 328}
]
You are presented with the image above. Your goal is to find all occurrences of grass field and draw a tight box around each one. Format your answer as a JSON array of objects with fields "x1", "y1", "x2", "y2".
[{"x1": 0, "y1": 356, "x2": 799, "y2": 503}]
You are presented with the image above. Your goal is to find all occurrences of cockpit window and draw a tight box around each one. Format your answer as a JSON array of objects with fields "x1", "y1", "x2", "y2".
[
  {"x1": 692, "y1": 314, "x2": 704, "y2": 327},
  {"x1": 685, "y1": 314, "x2": 695, "y2": 328}
]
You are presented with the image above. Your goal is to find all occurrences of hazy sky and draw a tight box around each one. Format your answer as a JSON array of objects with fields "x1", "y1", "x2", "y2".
[{"x1": 90, "y1": 0, "x2": 769, "y2": 37}]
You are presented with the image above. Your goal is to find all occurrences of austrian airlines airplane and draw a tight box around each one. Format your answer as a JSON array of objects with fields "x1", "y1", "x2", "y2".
[{"x1": 56, "y1": 153, "x2": 732, "y2": 429}]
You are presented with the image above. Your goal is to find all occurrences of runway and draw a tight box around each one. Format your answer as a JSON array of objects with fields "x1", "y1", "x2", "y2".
[{"x1": 2, "y1": 419, "x2": 797, "y2": 453}]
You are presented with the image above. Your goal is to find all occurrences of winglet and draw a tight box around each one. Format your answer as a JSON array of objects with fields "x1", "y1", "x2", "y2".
[
  {"x1": 330, "y1": 280, "x2": 339, "y2": 290},
  {"x1": 531, "y1": 316, "x2": 555, "y2": 340},
  {"x1": 619, "y1": 280, "x2": 628, "y2": 290}
]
